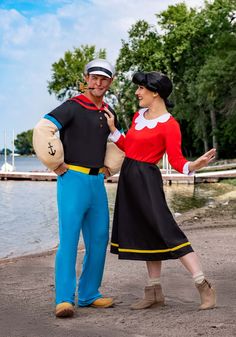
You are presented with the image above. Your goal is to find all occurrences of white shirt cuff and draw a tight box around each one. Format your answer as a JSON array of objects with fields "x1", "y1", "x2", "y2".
[
  {"x1": 108, "y1": 129, "x2": 121, "y2": 142},
  {"x1": 183, "y1": 162, "x2": 194, "y2": 175}
]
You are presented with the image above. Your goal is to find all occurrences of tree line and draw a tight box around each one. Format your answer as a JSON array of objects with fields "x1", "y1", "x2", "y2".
[{"x1": 13, "y1": 0, "x2": 236, "y2": 159}]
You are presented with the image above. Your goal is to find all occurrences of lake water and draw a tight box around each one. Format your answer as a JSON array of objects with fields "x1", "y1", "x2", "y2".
[
  {"x1": 0, "y1": 156, "x2": 232, "y2": 259},
  {"x1": 0, "y1": 155, "x2": 46, "y2": 172}
]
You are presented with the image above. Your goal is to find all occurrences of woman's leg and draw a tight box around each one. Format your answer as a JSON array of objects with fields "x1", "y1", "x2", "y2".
[
  {"x1": 179, "y1": 252, "x2": 216, "y2": 310},
  {"x1": 146, "y1": 260, "x2": 162, "y2": 286},
  {"x1": 179, "y1": 252, "x2": 204, "y2": 280},
  {"x1": 131, "y1": 260, "x2": 164, "y2": 310},
  {"x1": 146, "y1": 260, "x2": 162, "y2": 279}
]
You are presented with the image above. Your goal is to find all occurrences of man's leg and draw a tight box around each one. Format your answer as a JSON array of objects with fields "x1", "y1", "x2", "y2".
[
  {"x1": 78, "y1": 174, "x2": 110, "y2": 306},
  {"x1": 55, "y1": 171, "x2": 90, "y2": 305}
]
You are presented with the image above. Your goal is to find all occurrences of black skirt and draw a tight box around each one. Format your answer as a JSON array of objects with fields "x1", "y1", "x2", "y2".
[{"x1": 110, "y1": 157, "x2": 194, "y2": 261}]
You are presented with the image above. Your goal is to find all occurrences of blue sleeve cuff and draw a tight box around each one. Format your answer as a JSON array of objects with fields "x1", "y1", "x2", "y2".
[{"x1": 44, "y1": 114, "x2": 62, "y2": 130}]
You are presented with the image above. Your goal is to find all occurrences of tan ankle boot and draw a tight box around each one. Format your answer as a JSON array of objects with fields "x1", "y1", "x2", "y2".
[
  {"x1": 130, "y1": 284, "x2": 165, "y2": 310},
  {"x1": 196, "y1": 279, "x2": 216, "y2": 310}
]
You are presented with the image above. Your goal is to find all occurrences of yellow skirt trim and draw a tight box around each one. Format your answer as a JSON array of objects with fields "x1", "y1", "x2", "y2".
[{"x1": 110, "y1": 241, "x2": 191, "y2": 253}]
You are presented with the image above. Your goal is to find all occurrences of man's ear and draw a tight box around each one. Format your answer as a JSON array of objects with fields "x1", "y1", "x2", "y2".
[
  {"x1": 84, "y1": 74, "x2": 89, "y2": 82},
  {"x1": 78, "y1": 82, "x2": 87, "y2": 92}
]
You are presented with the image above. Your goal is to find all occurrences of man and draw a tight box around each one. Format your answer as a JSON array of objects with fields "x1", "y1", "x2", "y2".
[{"x1": 33, "y1": 59, "x2": 121, "y2": 318}]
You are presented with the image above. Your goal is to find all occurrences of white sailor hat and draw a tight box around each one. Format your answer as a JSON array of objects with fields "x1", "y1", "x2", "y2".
[{"x1": 85, "y1": 58, "x2": 115, "y2": 78}]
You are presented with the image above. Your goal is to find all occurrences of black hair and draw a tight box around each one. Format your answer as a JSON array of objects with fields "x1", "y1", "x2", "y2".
[{"x1": 132, "y1": 71, "x2": 174, "y2": 108}]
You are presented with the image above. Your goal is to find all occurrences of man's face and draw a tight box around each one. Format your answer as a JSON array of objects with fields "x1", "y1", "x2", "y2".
[{"x1": 85, "y1": 74, "x2": 113, "y2": 97}]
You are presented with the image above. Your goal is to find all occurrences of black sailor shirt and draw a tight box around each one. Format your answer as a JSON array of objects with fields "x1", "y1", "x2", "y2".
[{"x1": 46, "y1": 94, "x2": 121, "y2": 168}]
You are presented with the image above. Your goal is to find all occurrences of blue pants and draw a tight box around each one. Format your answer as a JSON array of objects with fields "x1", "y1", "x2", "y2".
[{"x1": 55, "y1": 169, "x2": 109, "y2": 306}]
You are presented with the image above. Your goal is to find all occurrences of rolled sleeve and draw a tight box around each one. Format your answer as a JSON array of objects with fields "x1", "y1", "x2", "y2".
[
  {"x1": 183, "y1": 162, "x2": 195, "y2": 175},
  {"x1": 109, "y1": 129, "x2": 122, "y2": 142}
]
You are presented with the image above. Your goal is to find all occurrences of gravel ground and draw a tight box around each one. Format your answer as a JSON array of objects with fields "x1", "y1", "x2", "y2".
[{"x1": 0, "y1": 194, "x2": 235, "y2": 337}]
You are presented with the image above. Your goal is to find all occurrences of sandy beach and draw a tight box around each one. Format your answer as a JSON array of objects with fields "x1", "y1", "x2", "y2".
[{"x1": 0, "y1": 192, "x2": 235, "y2": 337}]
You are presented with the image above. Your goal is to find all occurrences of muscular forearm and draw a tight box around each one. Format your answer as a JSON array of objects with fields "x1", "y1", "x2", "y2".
[{"x1": 33, "y1": 118, "x2": 64, "y2": 171}]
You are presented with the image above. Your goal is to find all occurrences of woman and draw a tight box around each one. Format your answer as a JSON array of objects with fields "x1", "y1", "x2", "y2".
[{"x1": 104, "y1": 71, "x2": 216, "y2": 310}]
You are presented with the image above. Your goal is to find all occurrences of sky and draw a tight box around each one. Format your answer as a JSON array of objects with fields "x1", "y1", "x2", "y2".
[{"x1": 0, "y1": 0, "x2": 205, "y2": 149}]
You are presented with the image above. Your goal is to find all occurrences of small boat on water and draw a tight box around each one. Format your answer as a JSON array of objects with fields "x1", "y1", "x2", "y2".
[
  {"x1": 1, "y1": 162, "x2": 14, "y2": 172},
  {"x1": 10, "y1": 153, "x2": 20, "y2": 157},
  {"x1": 1, "y1": 130, "x2": 16, "y2": 172}
]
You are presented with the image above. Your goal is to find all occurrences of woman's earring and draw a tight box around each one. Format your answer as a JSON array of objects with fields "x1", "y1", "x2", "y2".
[{"x1": 153, "y1": 93, "x2": 158, "y2": 97}]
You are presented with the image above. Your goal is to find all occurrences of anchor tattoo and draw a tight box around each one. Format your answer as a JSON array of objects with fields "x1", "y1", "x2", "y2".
[{"x1": 48, "y1": 142, "x2": 56, "y2": 156}]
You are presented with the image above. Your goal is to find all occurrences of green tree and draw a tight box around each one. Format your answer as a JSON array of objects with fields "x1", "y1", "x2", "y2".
[
  {"x1": 157, "y1": 0, "x2": 236, "y2": 158},
  {"x1": 45, "y1": 0, "x2": 236, "y2": 159},
  {"x1": 114, "y1": 20, "x2": 164, "y2": 129},
  {"x1": 15, "y1": 130, "x2": 34, "y2": 155},
  {"x1": 115, "y1": 0, "x2": 236, "y2": 158},
  {"x1": 47, "y1": 45, "x2": 106, "y2": 101},
  {"x1": 0, "y1": 148, "x2": 11, "y2": 155}
]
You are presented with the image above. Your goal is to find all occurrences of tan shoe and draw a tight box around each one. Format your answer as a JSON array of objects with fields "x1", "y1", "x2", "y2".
[
  {"x1": 196, "y1": 279, "x2": 216, "y2": 310},
  {"x1": 131, "y1": 284, "x2": 165, "y2": 310},
  {"x1": 55, "y1": 302, "x2": 75, "y2": 317},
  {"x1": 90, "y1": 297, "x2": 114, "y2": 308}
]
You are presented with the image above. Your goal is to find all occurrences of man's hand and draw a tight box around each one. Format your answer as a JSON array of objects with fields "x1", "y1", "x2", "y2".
[
  {"x1": 54, "y1": 162, "x2": 68, "y2": 176},
  {"x1": 103, "y1": 167, "x2": 111, "y2": 179}
]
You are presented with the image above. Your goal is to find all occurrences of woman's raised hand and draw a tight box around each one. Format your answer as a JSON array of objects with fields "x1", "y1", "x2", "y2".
[
  {"x1": 189, "y1": 148, "x2": 216, "y2": 172},
  {"x1": 104, "y1": 107, "x2": 117, "y2": 133}
]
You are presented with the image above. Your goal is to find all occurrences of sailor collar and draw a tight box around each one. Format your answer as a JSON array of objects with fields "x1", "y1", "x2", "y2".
[
  {"x1": 70, "y1": 94, "x2": 107, "y2": 111},
  {"x1": 134, "y1": 108, "x2": 171, "y2": 130}
]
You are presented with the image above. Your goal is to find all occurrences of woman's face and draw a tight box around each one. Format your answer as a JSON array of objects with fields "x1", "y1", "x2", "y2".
[{"x1": 135, "y1": 86, "x2": 155, "y2": 108}]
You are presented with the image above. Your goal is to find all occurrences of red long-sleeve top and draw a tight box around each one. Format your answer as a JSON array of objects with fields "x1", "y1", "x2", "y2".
[{"x1": 112, "y1": 109, "x2": 189, "y2": 174}]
